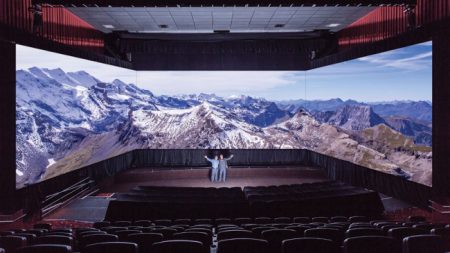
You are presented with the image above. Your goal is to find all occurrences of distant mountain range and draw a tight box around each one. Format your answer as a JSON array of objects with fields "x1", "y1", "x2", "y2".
[{"x1": 16, "y1": 68, "x2": 432, "y2": 188}]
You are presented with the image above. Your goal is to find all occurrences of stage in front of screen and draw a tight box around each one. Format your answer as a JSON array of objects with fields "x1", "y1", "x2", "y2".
[{"x1": 102, "y1": 166, "x2": 327, "y2": 192}]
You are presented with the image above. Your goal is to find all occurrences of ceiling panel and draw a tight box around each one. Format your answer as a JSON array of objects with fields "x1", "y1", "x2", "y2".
[{"x1": 68, "y1": 6, "x2": 375, "y2": 33}]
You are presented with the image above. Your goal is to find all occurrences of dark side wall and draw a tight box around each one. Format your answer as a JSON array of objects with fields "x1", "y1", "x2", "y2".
[
  {"x1": 432, "y1": 27, "x2": 450, "y2": 197},
  {"x1": 0, "y1": 40, "x2": 17, "y2": 212}
]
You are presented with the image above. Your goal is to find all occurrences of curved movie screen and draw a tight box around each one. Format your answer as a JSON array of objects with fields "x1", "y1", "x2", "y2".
[{"x1": 16, "y1": 42, "x2": 432, "y2": 188}]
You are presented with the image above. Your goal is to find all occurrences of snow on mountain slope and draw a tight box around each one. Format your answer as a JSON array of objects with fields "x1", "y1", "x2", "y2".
[{"x1": 17, "y1": 67, "x2": 432, "y2": 187}]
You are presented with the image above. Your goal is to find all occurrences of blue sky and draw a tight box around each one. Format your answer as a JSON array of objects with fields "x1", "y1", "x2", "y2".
[{"x1": 17, "y1": 41, "x2": 432, "y2": 102}]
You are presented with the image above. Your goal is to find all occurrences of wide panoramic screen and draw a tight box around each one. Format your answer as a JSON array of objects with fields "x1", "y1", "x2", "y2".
[{"x1": 16, "y1": 41, "x2": 432, "y2": 188}]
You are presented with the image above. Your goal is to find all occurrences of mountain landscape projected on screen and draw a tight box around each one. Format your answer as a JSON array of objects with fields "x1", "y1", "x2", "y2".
[{"x1": 16, "y1": 67, "x2": 432, "y2": 188}]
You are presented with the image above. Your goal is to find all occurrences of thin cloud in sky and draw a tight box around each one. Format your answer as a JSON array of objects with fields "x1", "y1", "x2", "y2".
[
  {"x1": 136, "y1": 71, "x2": 299, "y2": 97},
  {"x1": 358, "y1": 41, "x2": 432, "y2": 71},
  {"x1": 16, "y1": 41, "x2": 432, "y2": 102}
]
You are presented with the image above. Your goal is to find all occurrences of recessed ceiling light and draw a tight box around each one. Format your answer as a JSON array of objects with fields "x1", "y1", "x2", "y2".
[
  {"x1": 159, "y1": 24, "x2": 168, "y2": 28},
  {"x1": 102, "y1": 24, "x2": 115, "y2": 29},
  {"x1": 274, "y1": 24, "x2": 285, "y2": 28},
  {"x1": 326, "y1": 23, "x2": 340, "y2": 27}
]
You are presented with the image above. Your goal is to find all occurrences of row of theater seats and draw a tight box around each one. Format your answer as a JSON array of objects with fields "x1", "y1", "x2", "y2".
[
  {"x1": 106, "y1": 182, "x2": 384, "y2": 220},
  {"x1": 243, "y1": 182, "x2": 384, "y2": 217},
  {"x1": 0, "y1": 216, "x2": 449, "y2": 253}
]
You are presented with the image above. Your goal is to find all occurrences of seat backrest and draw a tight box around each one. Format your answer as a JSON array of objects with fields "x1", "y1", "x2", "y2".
[
  {"x1": 152, "y1": 240, "x2": 207, "y2": 253},
  {"x1": 154, "y1": 220, "x2": 172, "y2": 226},
  {"x1": 114, "y1": 230, "x2": 142, "y2": 240},
  {"x1": 83, "y1": 242, "x2": 138, "y2": 253},
  {"x1": 312, "y1": 217, "x2": 329, "y2": 223},
  {"x1": 282, "y1": 237, "x2": 340, "y2": 253},
  {"x1": 343, "y1": 236, "x2": 401, "y2": 253},
  {"x1": 217, "y1": 238, "x2": 269, "y2": 253},
  {"x1": 172, "y1": 232, "x2": 211, "y2": 246},
  {"x1": 173, "y1": 219, "x2": 191, "y2": 225},
  {"x1": 193, "y1": 219, "x2": 212, "y2": 225},
  {"x1": 345, "y1": 228, "x2": 384, "y2": 238},
  {"x1": 255, "y1": 217, "x2": 272, "y2": 224},
  {"x1": 134, "y1": 220, "x2": 152, "y2": 227},
  {"x1": 126, "y1": 233, "x2": 163, "y2": 253},
  {"x1": 151, "y1": 228, "x2": 178, "y2": 238},
  {"x1": 184, "y1": 228, "x2": 212, "y2": 237},
  {"x1": 304, "y1": 228, "x2": 344, "y2": 244},
  {"x1": 112, "y1": 221, "x2": 132, "y2": 227},
  {"x1": 0, "y1": 247, "x2": 4, "y2": 253},
  {"x1": 348, "y1": 216, "x2": 368, "y2": 223},
  {"x1": 403, "y1": 235, "x2": 444, "y2": 253},
  {"x1": 0, "y1": 236, "x2": 27, "y2": 252},
  {"x1": 16, "y1": 244, "x2": 71, "y2": 253},
  {"x1": 274, "y1": 217, "x2": 292, "y2": 224},
  {"x1": 330, "y1": 216, "x2": 348, "y2": 222},
  {"x1": 293, "y1": 217, "x2": 311, "y2": 224},
  {"x1": 408, "y1": 216, "x2": 426, "y2": 223},
  {"x1": 35, "y1": 235, "x2": 73, "y2": 246},
  {"x1": 217, "y1": 230, "x2": 257, "y2": 241},
  {"x1": 261, "y1": 229, "x2": 299, "y2": 253},
  {"x1": 251, "y1": 226, "x2": 274, "y2": 235},
  {"x1": 80, "y1": 234, "x2": 118, "y2": 248},
  {"x1": 234, "y1": 218, "x2": 253, "y2": 225},
  {"x1": 388, "y1": 228, "x2": 428, "y2": 241},
  {"x1": 93, "y1": 221, "x2": 111, "y2": 229},
  {"x1": 15, "y1": 233, "x2": 37, "y2": 243}
]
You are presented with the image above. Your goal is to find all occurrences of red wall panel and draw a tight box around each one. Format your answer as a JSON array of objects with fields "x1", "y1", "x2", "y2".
[
  {"x1": 0, "y1": 0, "x2": 104, "y2": 52},
  {"x1": 338, "y1": 0, "x2": 450, "y2": 48}
]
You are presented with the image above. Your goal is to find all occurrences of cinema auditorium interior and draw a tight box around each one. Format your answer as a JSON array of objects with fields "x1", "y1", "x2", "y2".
[{"x1": 1, "y1": 0, "x2": 450, "y2": 253}]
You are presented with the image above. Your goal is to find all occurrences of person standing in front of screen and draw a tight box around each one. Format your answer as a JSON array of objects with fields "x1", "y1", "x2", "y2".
[
  {"x1": 205, "y1": 155, "x2": 219, "y2": 182},
  {"x1": 218, "y1": 154, "x2": 234, "y2": 182}
]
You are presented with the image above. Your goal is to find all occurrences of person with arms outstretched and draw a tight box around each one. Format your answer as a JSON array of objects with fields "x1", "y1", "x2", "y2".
[
  {"x1": 205, "y1": 155, "x2": 219, "y2": 182},
  {"x1": 218, "y1": 154, "x2": 234, "y2": 182}
]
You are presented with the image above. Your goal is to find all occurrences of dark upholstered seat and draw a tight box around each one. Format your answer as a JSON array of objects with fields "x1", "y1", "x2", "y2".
[
  {"x1": 282, "y1": 237, "x2": 340, "y2": 253},
  {"x1": 83, "y1": 242, "x2": 138, "y2": 253},
  {"x1": 217, "y1": 238, "x2": 269, "y2": 253},
  {"x1": 343, "y1": 236, "x2": 401, "y2": 253}
]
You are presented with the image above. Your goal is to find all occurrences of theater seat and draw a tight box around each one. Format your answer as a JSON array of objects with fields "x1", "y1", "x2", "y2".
[
  {"x1": 217, "y1": 230, "x2": 257, "y2": 241},
  {"x1": 152, "y1": 240, "x2": 208, "y2": 253},
  {"x1": 255, "y1": 217, "x2": 272, "y2": 224},
  {"x1": 34, "y1": 235, "x2": 73, "y2": 246},
  {"x1": 0, "y1": 236, "x2": 27, "y2": 253},
  {"x1": 330, "y1": 216, "x2": 348, "y2": 222},
  {"x1": 293, "y1": 217, "x2": 311, "y2": 224},
  {"x1": 343, "y1": 236, "x2": 401, "y2": 253},
  {"x1": 261, "y1": 229, "x2": 298, "y2": 253},
  {"x1": 112, "y1": 221, "x2": 131, "y2": 227},
  {"x1": 304, "y1": 228, "x2": 344, "y2": 245},
  {"x1": 274, "y1": 217, "x2": 291, "y2": 224},
  {"x1": 114, "y1": 230, "x2": 142, "y2": 240},
  {"x1": 282, "y1": 237, "x2": 339, "y2": 253},
  {"x1": 83, "y1": 242, "x2": 138, "y2": 253},
  {"x1": 431, "y1": 228, "x2": 450, "y2": 251},
  {"x1": 151, "y1": 228, "x2": 178, "y2": 238},
  {"x1": 134, "y1": 220, "x2": 152, "y2": 227},
  {"x1": 93, "y1": 221, "x2": 111, "y2": 229},
  {"x1": 79, "y1": 234, "x2": 118, "y2": 248},
  {"x1": 348, "y1": 216, "x2": 368, "y2": 223},
  {"x1": 16, "y1": 244, "x2": 71, "y2": 253},
  {"x1": 0, "y1": 247, "x2": 4, "y2": 253},
  {"x1": 126, "y1": 233, "x2": 164, "y2": 253},
  {"x1": 312, "y1": 217, "x2": 329, "y2": 223},
  {"x1": 0, "y1": 231, "x2": 15, "y2": 236},
  {"x1": 345, "y1": 228, "x2": 384, "y2": 238},
  {"x1": 403, "y1": 235, "x2": 444, "y2": 253},
  {"x1": 217, "y1": 238, "x2": 269, "y2": 253},
  {"x1": 172, "y1": 232, "x2": 211, "y2": 246},
  {"x1": 388, "y1": 228, "x2": 428, "y2": 241},
  {"x1": 235, "y1": 218, "x2": 253, "y2": 225},
  {"x1": 185, "y1": 228, "x2": 212, "y2": 237}
]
